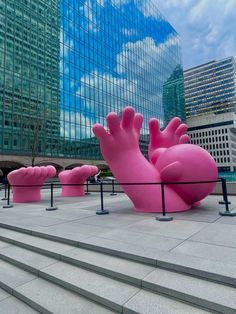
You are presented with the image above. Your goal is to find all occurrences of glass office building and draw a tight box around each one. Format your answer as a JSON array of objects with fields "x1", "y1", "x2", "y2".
[{"x1": 0, "y1": 0, "x2": 184, "y2": 161}]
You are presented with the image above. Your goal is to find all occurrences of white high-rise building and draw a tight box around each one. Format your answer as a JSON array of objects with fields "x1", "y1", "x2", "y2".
[{"x1": 184, "y1": 57, "x2": 236, "y2": 172}]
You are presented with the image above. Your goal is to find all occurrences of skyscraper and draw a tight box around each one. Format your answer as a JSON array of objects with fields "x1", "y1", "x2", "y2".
[
  {"x1": 185, "y1": 57, "x2": 236, "y2": 172},
  {"x1": 185, "y1": 57, "x2": 236, "y2": 118},
  {"x1": 0, "y1": 0, "x2": 184, "y2": 167}
]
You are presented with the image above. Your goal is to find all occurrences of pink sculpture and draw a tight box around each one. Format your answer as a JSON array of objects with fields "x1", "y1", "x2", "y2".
[
  {"x1": 8, "y1": 166, "x2": 56, "y2": 203},
  {"x1": 93, "y1": 107, "x2": 217, "y2": 213},
  {"x1": 58, "y1": 165, "x2": 98, "y2": 197}
]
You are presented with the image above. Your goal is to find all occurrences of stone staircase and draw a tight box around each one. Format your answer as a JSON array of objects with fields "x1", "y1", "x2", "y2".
[{"x1": 0, "y1": 224, "x2": 235, "y2": 313}]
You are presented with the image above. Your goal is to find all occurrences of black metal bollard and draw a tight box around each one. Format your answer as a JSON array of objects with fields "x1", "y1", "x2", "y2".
[
  {"x1": 85, "y1": 180, "x2": 91, "y2": 195},
  {"x1": 46, "y1": 183, "x2": 58, "y2": 211},
  {"x1": 3, "y1": 184, "x2": 13, "y2": 208},
  {"x1": 96, "y1": 182, "x2": 109, "y2": 215},
  {"x1": 2, "y1": 182, "x2": 7, "y2": 200},
  {"x1": 156, "y1": 182, "x2": 173, "y2": 221},
  {"x1": 110, "y1": 179, "x2": 117, "y2": 196},
  {"x1": 219, "y1": 178, "x2": 236, "y2": 216}
]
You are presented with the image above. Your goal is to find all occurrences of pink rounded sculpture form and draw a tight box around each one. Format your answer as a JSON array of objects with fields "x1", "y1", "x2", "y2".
[
  {"x1": 93, "y1": 106, "x2": 218, "y2": 213},
  {"x1": 58, "y1": 165, "x2": 98, "y2": 197},
  {"x1": 8, "y1": 166, "x2": 56, "y2": 203}
]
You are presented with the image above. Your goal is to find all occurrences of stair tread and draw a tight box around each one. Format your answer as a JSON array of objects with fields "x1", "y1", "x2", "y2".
[
  {"x1": 0, "y1": 294, "x2": 39, "y2": 313},
  {"x1": 124, "y1": 289, "x2": 210, "y2": 314},
  {"x1": 1, "y1": 224, "x2": 236, "y2": 288},
  {"x1": 143, "y1": 268, "x2": 236, "y2": 311},
  {"x1": 41, "y1": 261, "x2": 140, "y2": 311},
  {"x1": 0, "y1": 225, "x2": 235, "y2": 312},
  {"x1": 0, "y1": 259, "x2": 36, "y2": 289},
  {"x1": 15, "y1": 277, "x2": 115, "y2": 314},
  {"x1": 0, "y1": 242, "x2": 235, "y2": 311},
  {"x1": 0, "y1": 258, "x2": 212, "y2": 314}
]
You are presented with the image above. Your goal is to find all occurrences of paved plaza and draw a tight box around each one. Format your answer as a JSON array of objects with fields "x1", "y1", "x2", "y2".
[
  {"x1": 0, "y1": 188, "x2": 236, "y2": 268},
  {"x1": 0, "y1": 187, "x2": 235, "y2": 313}
]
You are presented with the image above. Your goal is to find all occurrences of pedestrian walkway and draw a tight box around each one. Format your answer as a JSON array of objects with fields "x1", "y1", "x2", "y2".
[{"x1": 0, "y1": 189, "x2": 235, "y2": 313}]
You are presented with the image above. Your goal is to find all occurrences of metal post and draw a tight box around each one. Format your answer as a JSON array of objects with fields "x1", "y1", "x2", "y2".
[
  {"x1": 96, "y1": 182, "x2": 109, "y2": 215},
  {"x1": 3, "y1": 184, "x2": 13, "y2": 208},
  {"x1": 85, "y1": 180, "x2": 90, "y2": 195},
  {"x1": 110, "y1": 179, "x2": 117, "y2": 196},
  {"x1": 2, "y1": 182, "x2": 7, "y2": 200},
  {"x1": 219, "y1": 178, "x2": 236, "y2": 216},
  {"x1": 46, "y1": 183, "x2": 58, "y2": 211},
  {"x1": 219, "y1": 177, "x2": 231, "y2": 205},
  {"x1": 156, "y1": 182, "x2": 173, "y2": 221}
]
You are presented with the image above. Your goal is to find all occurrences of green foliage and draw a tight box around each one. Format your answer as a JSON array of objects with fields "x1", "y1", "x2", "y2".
[{"x1": 100, "y1": 170, "x2": 113, "y2": 177}]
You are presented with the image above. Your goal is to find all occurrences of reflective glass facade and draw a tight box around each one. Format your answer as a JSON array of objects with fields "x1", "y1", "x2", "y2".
[{"x1": 0, "y1": 0, "x2": 184, "y2": 160}]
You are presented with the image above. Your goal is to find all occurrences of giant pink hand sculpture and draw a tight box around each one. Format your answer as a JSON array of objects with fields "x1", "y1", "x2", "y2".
[
  {"x1": 93, "y1": 107, "x2": 218, "y2": 213},
  {"x1": 58, "y1": 165, "x2": 98, "y2": 197},
  {"x1": 8, "y1": 166, "x2": 56, "y2": 203}
]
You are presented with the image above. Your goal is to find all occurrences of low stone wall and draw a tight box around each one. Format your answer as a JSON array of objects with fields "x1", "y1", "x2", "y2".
[{"x1": 211, "y1": 181, "x2": 236, "y2": 195}]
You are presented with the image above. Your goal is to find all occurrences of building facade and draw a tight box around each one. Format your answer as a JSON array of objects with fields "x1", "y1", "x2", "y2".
[
  {"x1": 184, "y1": 57, "x2": 236, "y2": 172},
  {"x1": 0, "y1": 0, "x2": 184, "y2": 169}
]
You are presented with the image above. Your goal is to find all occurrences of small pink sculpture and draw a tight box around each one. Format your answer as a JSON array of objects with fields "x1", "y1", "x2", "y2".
[
  {"x1": 93, "y1": 107, "x2": 217, "y2": 213},
  {"x1": 8, "y1": 166, "x2": 56, "y2": 203},
  {"x1": 58, "y1": 165, "x2": 98, "y2": 197}
]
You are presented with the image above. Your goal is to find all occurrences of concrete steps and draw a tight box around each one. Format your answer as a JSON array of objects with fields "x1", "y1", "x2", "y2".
[{"x1": 0, "y1": 225, "x2": 235, "y2": 313}]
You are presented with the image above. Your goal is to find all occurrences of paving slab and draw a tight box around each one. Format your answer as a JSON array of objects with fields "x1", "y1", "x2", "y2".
[
  {"x1": 81, "y1": 236, "x2": 164, "y2": 265},
  {"x1": 77, "y1": 213, "x2": 149, "y2": 228},
  {"x1": 99, "y1": 229, "x2": 183, "y2": 251},
  {"x1": 0, "y1": 295, "x2": 39, "y2": 313},
  {"x1": 157, "y1": 250, "x2": 236, "y2": 286},
  {"x1": 0, "y1": 259, "x2": 36, "y2": 291},
  {"x1": 15, "y1": 278, "x2": 115, "y2": 313},
  {"x1": 189, "y1": 223, "x2": 236, "y2": 248},
  {"x1": 40, "y1": 261, "x2": 140, "y2": 312},
  {"x1": 143, "y1": 268, "x2": 236, "y2": 313},
  {"x1": 214, "y1": 216, "x2": 236, "y2": 225},
  {"x1": 0, "y1": 286, "x2": 10, "y2": 301},
  {"x1": 11, "y1": 234, "x2": 75, "y2": 258},
  {"x1": 63, "y1": 246, "x2": 155, "y2": 285},
  {"x1": 171, "y1": 240, "x2": 236, "y2": 263},
  {"x1": 122, "y1": 219, "x2": 208, "y2": 240},
  {"x1": 0, "y1": 227, "x2": 30, "y2": 241},
  {"x1": 34, "y1": 220, "x2": 114, "y2": 239},
  {"x1": 123, "y1": 289, "x2": 210, "y2": 314},
  {"x1": 0, "y1": 245, "x2": 58, "y2": 272}
]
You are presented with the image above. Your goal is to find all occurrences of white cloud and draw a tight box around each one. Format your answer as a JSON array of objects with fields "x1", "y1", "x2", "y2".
[
  {"x1": 156, "y1": 0, "x2": 236, "y2": 69},
  {"x1": 80, "y1": 0, "x2": 99, "y2": 32},
  {"x1": 76, "y1": 70, "x2": 137, "y2": 119},
  {"x1": 122, "y1": 28, "x2": 138, "y2": 36},
  {"x1": 60, "y1": 110, "x2": 92, "y2": 140},
  {"x1": 110, "y1": 0, "x2": 130, "y2": 8},
  {"x1": 75, "y1": 34, "x2": 180, "y2": 130}
]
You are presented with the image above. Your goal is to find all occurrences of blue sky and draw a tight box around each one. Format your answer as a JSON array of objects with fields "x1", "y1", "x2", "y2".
[{"x1": 156, "y1": 0, "x2": 236, "y2": 69}]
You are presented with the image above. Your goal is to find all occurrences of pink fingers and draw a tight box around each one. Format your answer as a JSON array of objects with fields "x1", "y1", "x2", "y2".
[
  {"x1": 165, "y1": 117, "x2": 181, "y2": 133},
  {"x1": 121, "y1": 107, "x2": 135, "y2": 130},
  {"x1": 175, "y1": 124, "x2": 188, "y2": 136},
  {"x1": 179, "y1": 134, "x2": 190, "y2": 144},
  {"x1": 93, "y1": 124, "x2": 108, "y2": 141},
  {"x1": 149, "y1": 118, "x2": 160, "y2": 146},
  {"x1": 106, "y1": 112, "x2": 120, "y2": 134},
  {"x1": 134, "y1": 113, "x2": 143, "y2": 135}
]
